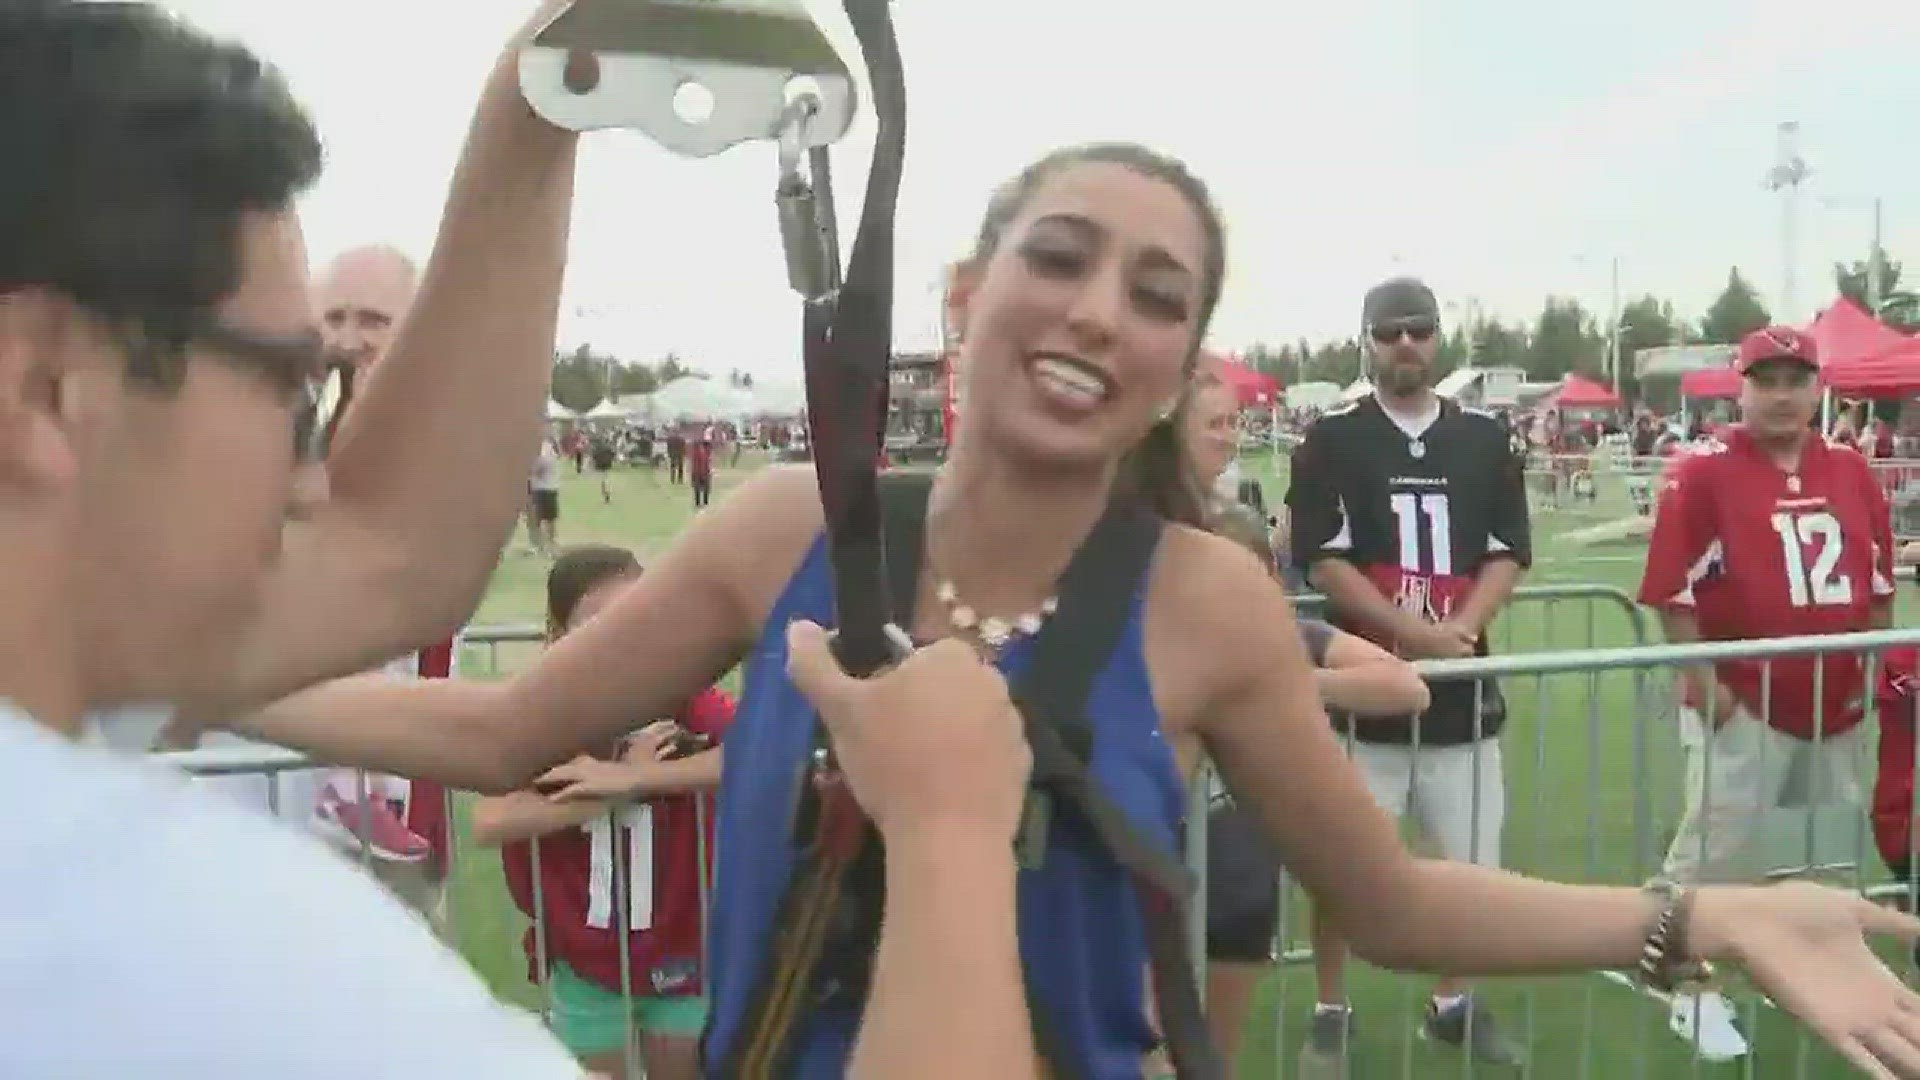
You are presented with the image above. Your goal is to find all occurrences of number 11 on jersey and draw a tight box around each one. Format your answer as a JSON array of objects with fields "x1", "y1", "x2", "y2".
[{"x1": 1390, "y1": 491, "x2": 1453, "y2": 575}]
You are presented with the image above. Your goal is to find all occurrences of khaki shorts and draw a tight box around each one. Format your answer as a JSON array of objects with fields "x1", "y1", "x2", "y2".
[
  {"x1": 1350, "y1": 738, "x2": 1505, "y2": 867},
  {"x1": 1661, "y1": 706, "x2": 1868, "y2": 885}
]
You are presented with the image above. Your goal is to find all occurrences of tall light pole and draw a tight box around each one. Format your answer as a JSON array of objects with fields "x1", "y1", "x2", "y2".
[
  {"x1": 1572, "y1": 255, "x2": 1624, "y2": 388},
  {"x1": 1765, "y1": 121, "x2": 1812, "y2": 323}
]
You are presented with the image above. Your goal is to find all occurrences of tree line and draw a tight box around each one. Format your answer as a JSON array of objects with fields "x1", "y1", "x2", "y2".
[
  {"x1": 1242, "y1": 250, "x2": 1918, "y2": 401},
  {"x1": 548, "y1": 345, "x2": 759, "y2": 413},
  {"x1": 550, "y1": 250, "x2": 1917, "y2": 412}
]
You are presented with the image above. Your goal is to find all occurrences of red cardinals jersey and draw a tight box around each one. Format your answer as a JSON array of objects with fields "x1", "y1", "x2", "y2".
[
  {"x1": 401, "y1": 640, "x2": 454, "y2": 875},
  {"x1": 501, "y1": 688, "x2": 734, "y2": 997},
  {"x1": 1872, "y1": 648, "x2": 1919, "y2": 872},
  {"x1": 1638, "y1": 427, "x2": 1894, "y2": 738}
]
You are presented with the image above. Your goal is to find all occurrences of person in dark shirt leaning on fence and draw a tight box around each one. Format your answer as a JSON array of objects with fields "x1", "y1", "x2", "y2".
[
  {"x1": 1285, "y1": 276, "x2": 1532, "y2": 1070},
  {"x1": 1638, "y1": 325, "x2": 1896, "y2": 1062}
]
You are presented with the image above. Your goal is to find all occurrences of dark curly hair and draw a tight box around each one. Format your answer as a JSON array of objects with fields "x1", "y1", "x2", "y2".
[{"x1": 0, "y1": 1, "x2": 324, "y2": 390}]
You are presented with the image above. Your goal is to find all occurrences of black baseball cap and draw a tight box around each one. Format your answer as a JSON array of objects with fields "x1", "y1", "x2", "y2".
[{"x1": 1362, "y1": 277, "x2": 1440, "y2": 328}]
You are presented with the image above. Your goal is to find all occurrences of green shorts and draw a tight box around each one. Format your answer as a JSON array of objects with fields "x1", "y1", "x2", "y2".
[{"x1": 547, "y1": 960, "x2": 710, "y2": 1056}]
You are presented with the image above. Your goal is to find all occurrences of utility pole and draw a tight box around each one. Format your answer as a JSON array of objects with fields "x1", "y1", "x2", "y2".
[
  {"x1": 1868, "y1": 195, "x2": 1886, "y2": 316},
  {"x1": 1606, "y1": 256, "x2": 1622, "y2": 389},
  {"x1": 1765, "y1": 121, "x2": 1811, "y2": 322}
]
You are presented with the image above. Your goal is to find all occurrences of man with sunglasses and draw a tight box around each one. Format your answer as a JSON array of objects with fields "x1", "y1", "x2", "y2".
[
  {"x1": 1637, "y1": 325, "x2": 1894, "y2": 1062},
  {"x1": 0, "y1": 1, "x2": 601, "y2": 1074},
  {"x1": 1286, "y1": 276, "x2": 1531, "y2": 1072}
]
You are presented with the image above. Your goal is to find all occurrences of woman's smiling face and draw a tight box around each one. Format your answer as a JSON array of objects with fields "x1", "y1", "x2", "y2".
[{"x1": 948, "y1": 159, "x2": 1215, "y2": 475}]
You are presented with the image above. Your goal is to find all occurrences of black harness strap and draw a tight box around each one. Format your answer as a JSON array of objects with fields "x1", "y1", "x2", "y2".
[
  {"x1": 883, "y1": 480, "x2": 1221, "y2": 1080},
  {"x1": 1007, "y1": 506, "x2": 1221, "y2": 1080},
  {"x1": 720, "y1": 0, "x2": 905, "y2": 1072}
]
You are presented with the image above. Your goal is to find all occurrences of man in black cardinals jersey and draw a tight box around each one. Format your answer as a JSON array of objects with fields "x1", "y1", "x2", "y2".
[{"x1": 1285, "y1": 277, "x2": 1531, "y2": 1073}]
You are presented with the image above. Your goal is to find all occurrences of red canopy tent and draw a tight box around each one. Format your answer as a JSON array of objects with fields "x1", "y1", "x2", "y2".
[
  {"x1": 1213, "y1": 355, "x2": 1281, "y2": 408},
  {"x1": 1549, "y1": 373, "x2": 1622, "y2": 409},
  {"x1": 1825, "y1": 339, "x2": 1920, "y2": 396},
  {"x1": 1680, "y1": 365, "x2": 1742, "y2": 400},
  {"x1": 1807, "y1": 298, "x2": 1910, "y2": 366}
]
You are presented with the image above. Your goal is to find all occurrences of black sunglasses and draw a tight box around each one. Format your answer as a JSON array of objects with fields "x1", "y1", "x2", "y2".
[
  {"x1": 1369, "y1": 319, "x2": 1438, "y2": 345},
  {"x1": 192, "y1": 317, "x2": 329, "y2": 462}
]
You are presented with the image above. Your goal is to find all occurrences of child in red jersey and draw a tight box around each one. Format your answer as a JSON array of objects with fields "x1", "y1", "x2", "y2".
[{"x1": 473, "y1": 546, "x2": 731, "y2": 1080}]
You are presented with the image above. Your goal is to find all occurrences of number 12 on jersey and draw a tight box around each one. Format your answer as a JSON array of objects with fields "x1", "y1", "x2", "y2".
[
  {"x1": 1769, "y1": 510, "x2": 1852, "y2": 607},
  {"x1": 1390, "y1": 491, "x2": 1453, "y2": 575}
]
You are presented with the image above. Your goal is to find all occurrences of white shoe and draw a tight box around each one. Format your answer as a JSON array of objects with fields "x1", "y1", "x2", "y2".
[{"x1": 1668, "y1": 991, "x2": 1749, "y2": 1062}]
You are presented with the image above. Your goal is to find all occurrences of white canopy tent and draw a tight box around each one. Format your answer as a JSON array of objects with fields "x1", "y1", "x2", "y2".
[
  {"x1": 545, "y1": 398, "x2": 576, "y2": 422},
  {"x1": 646, "y1": 376, "x2": 756, "y2": 422},
  {"x1": 582, "y1": 398, "x2": 631, "y2": 423},
  {"x1": 1283, "y1": 381, "x2": 1344, "y2": 410},
  {"x1": 743, "y1": 379, "x2": 807, "y2": 417}
]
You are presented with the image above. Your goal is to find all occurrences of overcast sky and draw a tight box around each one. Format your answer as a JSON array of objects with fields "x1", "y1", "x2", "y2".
[{"x1": 170, "y1": 0, "x2": 1920, "y2": 379}]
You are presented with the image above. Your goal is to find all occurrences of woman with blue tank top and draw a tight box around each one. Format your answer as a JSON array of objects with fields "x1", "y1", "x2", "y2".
[{"x1": 244, "y1": 143, "x2": 1920, "y2": 1080}]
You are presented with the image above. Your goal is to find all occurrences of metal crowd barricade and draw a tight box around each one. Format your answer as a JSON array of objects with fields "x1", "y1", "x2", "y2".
[
  {"x1": 1525, "y1": 451, "x2": 1920, "y2": 541},
  {"x1": 1520, "y1": 450, "x2": 1670, "y2": 519},
  {"x1": 1190, "y1": 626, "x2": 1920, "y2": 1079},
  {"x1": 158, "y1": 623, "x2": 712, "y2": 1080},
  {"x1": 150, "y1": 609, "x2": 1920, "y2": 1077},
  {"x1": 1870, "y1": 457, "x2": 1920, "y2": 543},
  {"x1": 1293, "y1": 583, "x2": 1653, "y2": 651}
]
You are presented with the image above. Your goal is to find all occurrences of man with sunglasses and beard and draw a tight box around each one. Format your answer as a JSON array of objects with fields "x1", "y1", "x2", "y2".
[
  {"x1": 1637, "y1": 326, "x2": 1895, "y2": 1062},
  {"x1": 1286, "y1": 277, "x2": 1530, "y2": 1073}
]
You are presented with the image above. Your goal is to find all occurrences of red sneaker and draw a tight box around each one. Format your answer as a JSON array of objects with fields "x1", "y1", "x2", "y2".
[{"x1": 314, "y1": 786, "x2": 430, "y2": 863}]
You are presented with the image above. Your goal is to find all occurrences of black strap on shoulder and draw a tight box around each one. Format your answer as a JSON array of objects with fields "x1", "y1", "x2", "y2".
[
  {"x1": 1010, "y1": 504, "x2": 1221, "y2": 1080},
  {"x1": 1014, "y1": 509, "x2": 1190, "y2": 896}
]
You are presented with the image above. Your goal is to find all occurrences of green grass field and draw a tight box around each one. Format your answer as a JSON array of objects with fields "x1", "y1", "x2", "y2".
[{"x1": 430, "y1": 451, "x2": 1897, "y2": 1079}]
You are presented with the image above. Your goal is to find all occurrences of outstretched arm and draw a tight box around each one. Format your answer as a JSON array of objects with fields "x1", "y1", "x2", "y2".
[
  {"x1": 228, "y1": 468, "x2": 820, "y2": 793},
  {"x1": 1315, "y1": 628, "x2": 1430, "y2": 717},
  {"x1": 199, "y1": 7, "x2": 581, "y2": 719},
  {"x1": 472, "y1": 785, "x2": 612, "y2": 847},
  {"x1": 1200, "y1": 544, "x2": 1673, "y2": 973},
  {"x1": 1196, "y1": 539, "x2": 1920, "y2": 1004}
]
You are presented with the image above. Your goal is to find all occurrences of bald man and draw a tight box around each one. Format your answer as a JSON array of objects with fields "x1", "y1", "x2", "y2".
[
  {"x1": 318, "y1": 246, "x2": 417, "y2": 445},
  {"x1": 312, "y1": 246, "x2": 461, "y2": 914},
  {"x1": 190, "y1": 245, "x2": 450, "y2": 911}
]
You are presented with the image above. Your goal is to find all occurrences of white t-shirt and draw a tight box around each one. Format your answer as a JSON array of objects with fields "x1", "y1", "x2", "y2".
[
  {"x1": 0, "y1": 703, "x2": 583, "y2": 1078},
  {"x1": 530, "y1": 442, "x2": 561, "y2": 492}
]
